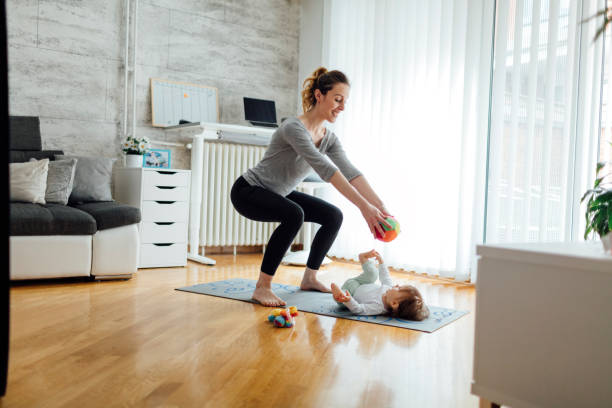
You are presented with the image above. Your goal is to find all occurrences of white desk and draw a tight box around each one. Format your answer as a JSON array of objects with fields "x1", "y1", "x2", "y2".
[
  {"x1": 163, "y1": 122, "x2": 275, "y2": 266},
  {"x1": 472, "y1": 241, "x2": 612, "y2": 408},
  {"x1": 281, "y1": 181, "x2": 332, "y2": 267}
]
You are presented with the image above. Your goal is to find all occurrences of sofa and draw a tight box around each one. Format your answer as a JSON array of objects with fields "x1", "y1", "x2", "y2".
[{"x1": 9, "y1": 116, "x2": 141, "y2": 280}]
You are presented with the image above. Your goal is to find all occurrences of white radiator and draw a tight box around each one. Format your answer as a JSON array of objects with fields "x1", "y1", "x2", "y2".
[{"x1": 199, "y1": 141, "x2": 304, "y2": 247}]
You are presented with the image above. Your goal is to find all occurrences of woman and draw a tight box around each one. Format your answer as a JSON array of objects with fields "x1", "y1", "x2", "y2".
[{"x1": 230, "y1": 67, "x2": 390, "y2": 306}]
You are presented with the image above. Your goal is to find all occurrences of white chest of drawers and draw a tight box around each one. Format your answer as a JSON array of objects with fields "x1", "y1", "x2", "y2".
[
  {"x1": 114, "y1": 168, "x2": 191, "y2": 268},
  {"x1": 472, "y1": 242, "x2": 612, "y2": 408}
]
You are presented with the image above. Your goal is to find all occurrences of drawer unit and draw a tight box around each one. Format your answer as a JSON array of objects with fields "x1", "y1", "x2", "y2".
[
  {"x1": 142, "y1": 185, "x2": 189, "y2": 202},
  {"x1": 114, "y1": 167, "x2": 191, "y2": 268},
  {"x1": 140, "y1": 243, "x2": 188, "y2": 268},
  {"x1": 143, "y1": 170, "x2": 190, "y2": 188},
  {"x1": 141, "y1": 201, "x2": 189, "y2": 222},
  {"x1": 140, "y1": 222, "x2": 187, "y2": 244}
]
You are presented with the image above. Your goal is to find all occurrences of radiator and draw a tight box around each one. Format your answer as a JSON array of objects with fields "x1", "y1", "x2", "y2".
[{"x1": 200, "y1": 141, "x2": 304, "y2": 247}]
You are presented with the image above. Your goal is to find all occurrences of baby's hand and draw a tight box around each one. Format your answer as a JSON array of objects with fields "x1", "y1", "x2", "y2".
[
  {"x1": 358, "y1": 249, "x2": 378, "y2": 263},
  {"x1": 331, "y1": 283, "x2": 351, "y2": 303},
  {"x1": 373, "y1": 251, "x2": 383, "y2": 264}
]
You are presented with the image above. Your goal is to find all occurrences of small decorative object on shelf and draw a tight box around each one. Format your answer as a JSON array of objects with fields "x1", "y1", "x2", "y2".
[
  {"x1": 144, "y1": 148, "x2": 171, "y2": 169},
  {"x1": 122, "y1": 135, "x2": 150, "y2": 168},
  {"x1": 581, "y1": 159, "x2": 612, "y2": 254}
]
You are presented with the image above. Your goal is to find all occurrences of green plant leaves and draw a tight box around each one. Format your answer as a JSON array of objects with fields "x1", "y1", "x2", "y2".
[{"x1": 582, "y1": 163, "x2": 612, "y2": 239}]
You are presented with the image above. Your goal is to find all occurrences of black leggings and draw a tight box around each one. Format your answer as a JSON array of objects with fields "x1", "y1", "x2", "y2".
[{"x1": 230, "y1": 176, "x2": 343, "y2": 276}]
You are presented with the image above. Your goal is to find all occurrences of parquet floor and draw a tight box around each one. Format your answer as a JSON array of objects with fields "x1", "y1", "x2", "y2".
[{"x1": 3, "y1": 254, "x2": 477, "y2": 407}]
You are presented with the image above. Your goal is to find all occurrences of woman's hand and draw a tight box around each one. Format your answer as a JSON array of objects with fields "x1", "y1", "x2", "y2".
[
  {"x1": 379, "y1": 205, "x2": 392, "y2": 218},
  {"x1": 360, "y1": 203, "x2": 391, "y2": 239},
  {"x1": 331, "y1": 283, "x2": 351, "y2": 303}
]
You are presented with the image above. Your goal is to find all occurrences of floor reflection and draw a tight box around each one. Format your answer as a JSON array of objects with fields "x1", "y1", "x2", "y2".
[{"x1": 8, "y1": 254, "x2": 477, "y2": 408}]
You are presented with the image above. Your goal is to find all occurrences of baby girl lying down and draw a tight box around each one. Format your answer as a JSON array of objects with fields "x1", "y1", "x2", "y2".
[{"x1": 331, "y1": 249, "x2": 429, "y2": 320}]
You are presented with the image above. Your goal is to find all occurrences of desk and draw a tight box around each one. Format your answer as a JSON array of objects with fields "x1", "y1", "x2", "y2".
[
  {"x1": 164, "y1": 122, "x2": 275, "y2": 266},
  {"x1": 472, "y1": 241, "x2": 612, "y2": 408}
]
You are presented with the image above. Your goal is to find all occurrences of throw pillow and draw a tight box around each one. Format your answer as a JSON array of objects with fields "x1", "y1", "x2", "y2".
[
  {"x1": 30, "y1": 158, "x2": 78, "y2": 205},
  {"x1": 10, "y1": 159, "x2": 49, "y2": 204},
  {"x1": 55, "y1": 155, "x2": 116, "y2": 203}
]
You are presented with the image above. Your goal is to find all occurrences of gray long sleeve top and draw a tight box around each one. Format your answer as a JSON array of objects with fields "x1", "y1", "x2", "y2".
[{"x1": 242, "y1": 117, "x2": 362, "y2": 197}]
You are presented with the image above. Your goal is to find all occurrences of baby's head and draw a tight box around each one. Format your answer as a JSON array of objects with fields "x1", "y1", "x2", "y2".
[{"x1": 383, "y1": 285, "x2": 429, "y2": 321}]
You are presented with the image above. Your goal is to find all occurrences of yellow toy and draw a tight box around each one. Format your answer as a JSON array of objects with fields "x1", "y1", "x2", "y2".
[{"x1": 267, "y1": 306, "x2": 298, "y2": 328}]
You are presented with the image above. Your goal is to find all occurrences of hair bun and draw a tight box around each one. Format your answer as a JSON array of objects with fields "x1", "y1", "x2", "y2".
[
  {"x1": 300, "y1": 67, "x2": 348, "y2": 113},
  {"x1": 313, "y1": 67, "x2": 328, "y2": 79}
]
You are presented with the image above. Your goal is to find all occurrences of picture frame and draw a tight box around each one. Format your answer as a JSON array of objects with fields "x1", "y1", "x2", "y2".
[{"x1": 143, "y1": 149, "x2": 171, "y2": 169}]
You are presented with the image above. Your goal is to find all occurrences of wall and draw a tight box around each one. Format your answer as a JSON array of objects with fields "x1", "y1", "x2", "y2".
[
  {"x1": 6, "y1": 0, "x2": 300, "y2": 168},
  {"x1": 297, "y1": 0, "x2": 324, "y2": 112}
]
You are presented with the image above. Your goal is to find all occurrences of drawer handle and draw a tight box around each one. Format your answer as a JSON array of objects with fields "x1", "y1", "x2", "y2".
[
  {"x1": 156, "y1": 171, "x2": 177, "y2": 175},
  {"x1": 155, "y1": 201, "x2": 176, "y2": 204},
  {"x1": 153, "y1": 243, "x2": 174, "y2": 247},
  {"x1": 156, "y1": 186, "x2": 177, "y2": 190},
  {"x1": 154, "y1": 222, "x2": 175, "y2": 226}
]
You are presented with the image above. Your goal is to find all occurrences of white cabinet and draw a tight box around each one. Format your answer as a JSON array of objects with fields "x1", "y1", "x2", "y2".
[
  {"x1": 114, "y1": 168, "x2": 191, "y2": 268},
  {"x1": 472, "y1": 242, "x2": 612, "y2": 408}
]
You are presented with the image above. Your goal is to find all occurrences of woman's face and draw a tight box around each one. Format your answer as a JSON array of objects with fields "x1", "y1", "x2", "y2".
[{"x1": 316, "y1": 83, "x2": 349, "y2": 123}]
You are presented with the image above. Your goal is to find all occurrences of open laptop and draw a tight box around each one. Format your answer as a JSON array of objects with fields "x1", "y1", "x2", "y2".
[{"x1": 243, "y1": 97, "x2": 278, "y2": 127}]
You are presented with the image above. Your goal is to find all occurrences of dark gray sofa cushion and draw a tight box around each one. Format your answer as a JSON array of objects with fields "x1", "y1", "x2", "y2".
[
  {"x1": 71, "y1": 202, "x2": 141, "y2": 231},
  {"x1": 10, "y1": 150, "x2": 64, "y2": 163},
  {"x1": 9, "y1": 116, "x2": 42, "y2": 151},
  {"x1": 10, "y1": 203, "x2": 97, "y2": 236}
]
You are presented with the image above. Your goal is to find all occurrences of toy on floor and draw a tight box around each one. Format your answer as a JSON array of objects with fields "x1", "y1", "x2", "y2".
[
  {"x1": 267, "y1": 306, "x2": 298, "y2": 328},
  {"x1": 375, "y1": 216, "x2": 400, "y2": 242}
]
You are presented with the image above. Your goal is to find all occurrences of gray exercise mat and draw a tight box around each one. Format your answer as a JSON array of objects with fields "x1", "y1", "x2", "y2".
[{"x1": 176, "y1": 278, "x2": 468, "y2": 333}]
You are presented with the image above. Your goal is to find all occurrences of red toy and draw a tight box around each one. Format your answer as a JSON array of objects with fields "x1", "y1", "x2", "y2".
[
  {"x1": 375, "y1": 216, "x2": 400, "y2": 242},
  {"x1": 267, "y1": 306, "x2": 298, "y2": 328}
]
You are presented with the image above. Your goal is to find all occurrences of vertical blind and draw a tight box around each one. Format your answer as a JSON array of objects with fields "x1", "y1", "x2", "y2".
[
  {"x1": 599, "y1": 6, "x2": 612, "y2": 164},
  {"x1": 321, "y1": 0, "x2": 495, "y2": 281},
  {"x1": 320, "y1": 0, "x2": 604, "y2": 281},
  {"x1": 485, "y1": 0, "x2": 604, "y2": 245}
]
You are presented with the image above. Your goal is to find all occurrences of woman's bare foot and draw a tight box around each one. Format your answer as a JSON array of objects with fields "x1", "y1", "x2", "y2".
[
  {"x1": 300, "y1": 267, "x2": 331, "y2": 292},
  {"x1": 252, "y1": 286, "x2": 286, "y2": 307},
  {"x1": 252, "y1": 272, "x2": 286, "y2": 307}
]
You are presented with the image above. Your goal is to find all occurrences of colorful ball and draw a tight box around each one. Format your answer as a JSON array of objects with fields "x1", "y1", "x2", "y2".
[
  {"x1": 274, "y1": 316, "x2": 286, "y2": 327},
  {"x1": 267, "y1": 315, "x2": 275, "y2": 322},
  {"x1": 375, "y1": 216, "x2": 400, "y2": 242},
  {"x1": 289, "y1": 306, "x2": 298, "y2": 316}
]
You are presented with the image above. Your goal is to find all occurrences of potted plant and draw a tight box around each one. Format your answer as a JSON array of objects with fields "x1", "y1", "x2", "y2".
[
  {"x1": 122, "y1": 136, "x2": 150, "y2": 167},
  {"x1": 581, "y1": 160, "x2": 612, "y2": 254}
]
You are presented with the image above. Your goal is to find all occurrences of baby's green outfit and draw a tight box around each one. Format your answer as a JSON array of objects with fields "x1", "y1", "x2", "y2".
[{"x1": 339, "y1": 260, "x2": 392, "y2": 315}]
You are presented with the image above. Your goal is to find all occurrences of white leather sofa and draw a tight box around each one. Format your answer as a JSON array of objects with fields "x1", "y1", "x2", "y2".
[{"x1": 9, "y1": 116, "x2": 140, "y2": 280}]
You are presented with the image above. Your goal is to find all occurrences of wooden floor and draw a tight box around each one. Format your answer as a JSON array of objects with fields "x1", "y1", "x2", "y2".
[{"x1": 3, "y1": 255, "x2": 478, "y2": 408}]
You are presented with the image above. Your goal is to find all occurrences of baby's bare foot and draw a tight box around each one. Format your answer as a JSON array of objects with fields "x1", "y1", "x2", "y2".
[
  {"x1": 252, "y1": 286, "x2": 286, "y2": 307},
  {"x1": 300, "y1": 276, "x2": 331, "y2": 293}
]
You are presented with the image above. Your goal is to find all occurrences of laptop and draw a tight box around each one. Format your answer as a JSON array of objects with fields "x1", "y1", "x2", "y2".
[{"x1": 243, "y1": 97, "x2": 278, "y2": 128}]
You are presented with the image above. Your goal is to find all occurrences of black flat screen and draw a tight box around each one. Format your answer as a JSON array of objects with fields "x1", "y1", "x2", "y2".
[{"x1": 244, "y1": 97, "x2": 277, "y2": 125}]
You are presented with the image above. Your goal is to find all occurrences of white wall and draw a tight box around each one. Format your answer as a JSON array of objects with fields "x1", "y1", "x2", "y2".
[
  {"x1": 7, "y1": 0, "x2": 301, "y2": 168},
  {"x1": 297, "y1": 0, "x2": 324, "y2": 114}
]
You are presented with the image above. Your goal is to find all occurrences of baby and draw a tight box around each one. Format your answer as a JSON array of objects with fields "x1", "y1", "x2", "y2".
[{"x1": 331, "y1": 249, "x2": 430, "y2": 320}]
